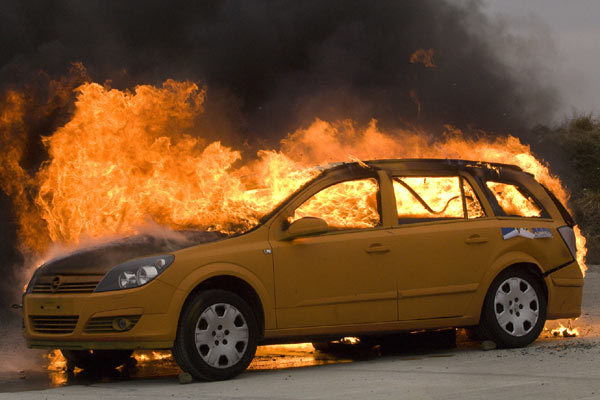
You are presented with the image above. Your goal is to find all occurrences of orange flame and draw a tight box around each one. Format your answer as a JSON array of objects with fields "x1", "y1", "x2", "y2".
[
  {"x1": 135, "y1": 350, "x2": 172, "y2": 363},
  {"x1": 45, "y1": 349, "x2": 67, "y2": 372},
  {"x1": 410, "y1": 48, "x2": 437, "y2": 68},
  {"x1": 550, "y1": 323, "x2": 579, "y2": 338},
  {"x1": 0, "y1": 79, "x2": 587, "y2": 277}
]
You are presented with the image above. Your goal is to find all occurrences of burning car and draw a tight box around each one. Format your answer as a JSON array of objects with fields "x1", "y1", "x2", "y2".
[{"x1": 22, "y1": 159, "x2": 583, "y2": 381}]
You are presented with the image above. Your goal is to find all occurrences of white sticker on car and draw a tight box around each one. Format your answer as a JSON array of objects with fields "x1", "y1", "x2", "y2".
[{"x1": 501, "y1": 227, "x2": 553, "y2": 240}]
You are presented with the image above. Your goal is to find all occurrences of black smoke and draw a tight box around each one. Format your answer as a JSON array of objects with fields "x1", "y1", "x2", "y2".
[
  {"x1": 1, "y1": 0, "x2": 558, "y2": 138},
  {"x1": 0, "y1": 0, "x2": 559, "y2": 310}
]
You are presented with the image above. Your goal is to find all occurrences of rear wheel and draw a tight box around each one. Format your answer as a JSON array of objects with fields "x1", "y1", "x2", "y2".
[
  {"x1": 173, "y1": 289, "x2": 259, "y2": 381},
  {"x1": 60, "y1": 349, "x2": 133, "y2": 370},
  {"x1": 479, "y1": 269, "x2": 546, "y2": 348}
]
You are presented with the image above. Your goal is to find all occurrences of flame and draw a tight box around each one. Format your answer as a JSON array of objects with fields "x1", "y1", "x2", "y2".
[
  {"x1": 394, "y1": 177, "x2": 465, "y2": 218},
  {"x1": 550, "y1": 323, "x2": 579, "y2": 338},
  {"x1": 410, "y1": 48, "x2": 437, "y2": 68},
  {"x1": 45, "y1": 349, "x2": 67, "y2": 372},
  {"x1": 340, "y1": 337, "x2": 360, "y2": 345},
  {"x1": 291, "y1": 178, "x2": 380, "y2": 229},
  {"x1": 486, "y1": 181, "x2": 542, "y2": 217},
  {"x1": 135, "y1": 350, "x2": 172, "y2": 363},
  {"x1": 0, "y1": 79, "x2": 587, "y2": 278}
]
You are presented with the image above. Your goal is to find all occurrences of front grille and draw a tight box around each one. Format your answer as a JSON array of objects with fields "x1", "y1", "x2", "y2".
[
  {"x1": 84, "y1": 315, "x2": 141, "y2": 333},
  {"x1": 32, "y1": 275, "x2": 102, "y2": 294},
  {"x1": 30, "y1": 315, "x2": 79, "y2": 334}
]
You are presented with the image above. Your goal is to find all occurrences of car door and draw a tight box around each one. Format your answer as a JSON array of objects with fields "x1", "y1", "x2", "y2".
[
  {"x1": 269, "y1": 170, "x2": 398, "y2": 329},
  {"x1": 384, "y1": 173, "x2": 498, "y2": 320}
]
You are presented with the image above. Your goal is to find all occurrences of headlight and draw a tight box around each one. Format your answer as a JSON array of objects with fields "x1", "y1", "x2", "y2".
[
  {"x1": 25, "y1": 266, "x2": 44, "y2": 294},
  {"x1": 94, "y1": 255, "x2": 175, "y2": 292}
]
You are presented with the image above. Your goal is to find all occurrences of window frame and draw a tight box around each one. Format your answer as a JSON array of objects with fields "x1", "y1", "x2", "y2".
[
  {"x1": 387, "y1": 172, "x2": 487, "y2": 226},
  {"x1": 289, "y1": 176, "x2": 383, "y2": 231},
  {"x1": 272, "y1": 167, "x2": 387, "y2": 237},
  {"x1": 482, "y1": 178, "x2": 550, "y2": 219}
]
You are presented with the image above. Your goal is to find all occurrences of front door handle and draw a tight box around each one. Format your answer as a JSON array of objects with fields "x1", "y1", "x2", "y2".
[
  {"x1": 365, "y1": 243, "x2": 390, "y2": 253},
  {"x1": 465, "y1": 235, "x2": 488, "y2": 244}
]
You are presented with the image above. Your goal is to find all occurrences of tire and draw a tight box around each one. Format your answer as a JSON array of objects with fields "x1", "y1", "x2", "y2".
[
  {"x1": 172, "y1": 289, "x2": 259, "y2": 381},
  {"x1": 60, "y1": 349, "x2": 133, "y2": 370},
  {"x1": 479, "y1": 269, "x2": 546, "y2": 348}
]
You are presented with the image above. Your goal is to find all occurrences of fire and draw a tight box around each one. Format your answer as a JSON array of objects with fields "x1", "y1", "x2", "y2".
[
  {"x1": 45, "y1": 349, "x2": 67, "y2": 372},
  {"x1": 291, "y1": 178, "x2": 380, "y2": 229},
  {"x1": 549, "y1": 323, "x2": 579, "y2": 338},
  {"x1": 0, "y1": 79, "x2": 588, "y2": 277},
  {"x1": 30, "y1": 81, "x2": 317, "y2": 246},
  {"x1": 135, "y1": 351, "x2": 172, "y2": 363},
  {"x1": 486, "y1": 182, "x2": 542, "y2": 217},
  {"x1": 410, "y1": 48, "x2": 437, "y2": 68}
]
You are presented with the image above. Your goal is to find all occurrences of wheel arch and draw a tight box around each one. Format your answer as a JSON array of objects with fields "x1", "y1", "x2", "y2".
[
  {"x1": 174, "y1": 264, "x2": 273, "y2": 338},
  {"x1": 184, "y1": 275, "x2": 266, "y2": 337},
  {"x1": 469, "y1": 252, "x2": 547, "y2": 323}
]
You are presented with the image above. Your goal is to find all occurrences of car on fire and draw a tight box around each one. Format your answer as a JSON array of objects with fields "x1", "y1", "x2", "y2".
[{"x1": 23, "y1": 159, "x2": 583, "y2": 381}]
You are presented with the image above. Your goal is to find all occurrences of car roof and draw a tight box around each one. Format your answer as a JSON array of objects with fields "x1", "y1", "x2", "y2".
[{"x1": 318, "y1": 158, "x2": 524, "y2": 174}]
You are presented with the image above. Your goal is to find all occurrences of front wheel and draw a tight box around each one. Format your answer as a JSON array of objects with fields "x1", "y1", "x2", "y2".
[
  {"x1": 479, "y1": 269, "x2": 546, "y2": 348},
  {"x1": 172, "y1": 289, "x2": 259, "y2": 381}
]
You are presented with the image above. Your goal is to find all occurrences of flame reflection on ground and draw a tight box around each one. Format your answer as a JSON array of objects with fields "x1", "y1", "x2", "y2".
[
  {"x1": 43, "y1": 343, "x2": 357, "y2": 388},
  {"x1": 40, "y1": 325, "x2": 581, "y2": 389}
]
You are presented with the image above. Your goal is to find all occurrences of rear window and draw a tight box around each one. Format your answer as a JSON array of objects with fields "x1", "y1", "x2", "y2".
[
  {"x1": 485, "y1": 181, "x2": 545, "y2": 218},
  {"x1": 542, "y1": 185, "x2": 575, "y2": 226}
]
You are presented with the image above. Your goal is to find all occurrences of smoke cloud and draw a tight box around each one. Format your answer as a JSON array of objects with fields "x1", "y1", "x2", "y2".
[
  {"x1": 0, "y1": 0, "x2": 560, "y2": 308},
  {"x1": 0, "y1": 1, "x2": 558, "y2": 137}
]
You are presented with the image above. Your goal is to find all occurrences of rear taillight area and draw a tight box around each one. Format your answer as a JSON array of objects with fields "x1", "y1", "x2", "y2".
[{"x1": 557, "y1": 226, "x2": 577, "y2": 259}]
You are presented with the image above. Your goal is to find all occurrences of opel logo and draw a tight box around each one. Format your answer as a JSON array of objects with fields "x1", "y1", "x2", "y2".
[{"x1": 51, "y1": 276, "x2": 62, "y2": 293}]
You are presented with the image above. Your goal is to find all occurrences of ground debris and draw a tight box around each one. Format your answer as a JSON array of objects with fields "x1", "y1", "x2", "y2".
[
  {"x1": 178, "y1": 372, "x2": 193, "y2": 384},
  {"x1": 481, "y1": 340, "x2": 497, "y2": 351}
]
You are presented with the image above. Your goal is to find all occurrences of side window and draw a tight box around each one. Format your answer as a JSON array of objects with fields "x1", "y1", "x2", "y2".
[
  {"x1": 485, "y1": 181, "x2": 543, "y2": 217},
  {"x1": 393, "y1": 176, "x2": 464, "y2": 221},
  {"x1": 462, "y1": 178, "x2": 485, "y2": 218},
  {"x1": 290, "y1": 178, "x2": 380, "y2": 230}
]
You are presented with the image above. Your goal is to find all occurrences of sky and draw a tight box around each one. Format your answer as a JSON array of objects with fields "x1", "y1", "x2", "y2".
[{"x1": 482, "y1": 0, "x2": 600, "y2": 119}]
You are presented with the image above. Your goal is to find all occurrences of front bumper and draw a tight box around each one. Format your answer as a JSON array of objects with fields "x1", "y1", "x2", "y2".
[{"x1": 23, "y1": 278, "x2": 183, "y2": 350}]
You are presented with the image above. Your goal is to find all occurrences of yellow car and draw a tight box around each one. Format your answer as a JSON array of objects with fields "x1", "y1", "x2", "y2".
[{"x1": 23, "y1": 159, "x2": 583, "y2": 381}]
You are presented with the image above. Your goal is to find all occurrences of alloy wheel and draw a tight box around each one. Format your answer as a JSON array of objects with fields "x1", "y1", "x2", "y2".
[
  {"x1": 494, "y1": 277, "x2": 539, "y2": 337},
  {"x1": 194, "y1": 303, "x2": 249, "y2": 368}
]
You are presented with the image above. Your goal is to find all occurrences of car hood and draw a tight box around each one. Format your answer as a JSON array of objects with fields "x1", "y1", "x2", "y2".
[{"x1": 37, "y1": 231, "x2": 227, "y2": 276}]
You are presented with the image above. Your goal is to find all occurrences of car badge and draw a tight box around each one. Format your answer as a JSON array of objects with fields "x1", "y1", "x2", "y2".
[{"x1": 51, "y1": 276, "x2": 62, "y2": 293}]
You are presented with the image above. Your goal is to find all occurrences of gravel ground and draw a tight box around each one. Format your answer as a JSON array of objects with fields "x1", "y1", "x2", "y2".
[{"x1": 1, "y1": 267, "x2": 599, "y2": 400}]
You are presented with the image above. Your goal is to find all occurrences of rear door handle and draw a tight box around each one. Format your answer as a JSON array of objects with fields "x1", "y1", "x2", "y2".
[
  {"x1": 365, "y1": 243, "x2": 390, "y2": 253},
  {"x1": 465, "y1": 235, "x2": 488, "y2": 244}
]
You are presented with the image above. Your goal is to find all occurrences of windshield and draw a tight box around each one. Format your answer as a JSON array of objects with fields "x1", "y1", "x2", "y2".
[
  {"x1": 255, "y1": 170, "x2": 325, "y2": 226},
  {"x1": 221, "y1": 168, "x2": 324, "y2": 236}
]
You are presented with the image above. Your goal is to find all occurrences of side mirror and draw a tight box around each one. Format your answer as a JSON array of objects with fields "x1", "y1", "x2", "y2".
[{"x1": 284, "y1": 217, "x2": 328, "y2": 240}]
